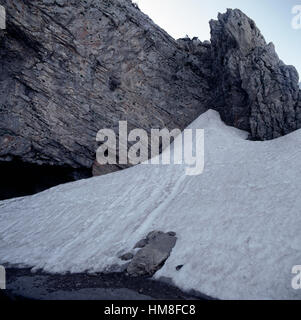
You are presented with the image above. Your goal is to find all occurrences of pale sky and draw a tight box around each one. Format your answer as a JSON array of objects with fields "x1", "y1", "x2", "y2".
[{"x1": 135, "y1": 0, "x2": 301, "y2": 77}]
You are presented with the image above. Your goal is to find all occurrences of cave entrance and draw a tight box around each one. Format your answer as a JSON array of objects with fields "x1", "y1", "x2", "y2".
[{"x1": 0, "y1": 160, "x2": 92, "y2": 201}]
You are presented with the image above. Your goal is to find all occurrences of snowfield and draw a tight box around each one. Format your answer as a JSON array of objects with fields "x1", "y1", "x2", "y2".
[{"x1": 1, "y1": 110, "x2": 301, "y2": 300}]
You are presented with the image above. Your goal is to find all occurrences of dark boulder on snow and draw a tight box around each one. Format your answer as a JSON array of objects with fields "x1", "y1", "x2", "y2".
[{"x1": 127, "y1": 231, "x2": 177, "y2": 277}]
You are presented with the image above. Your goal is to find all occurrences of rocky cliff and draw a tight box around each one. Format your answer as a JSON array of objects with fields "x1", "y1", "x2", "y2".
[
  {"x1": 209, "y1": 9, "x2": 301, "y2": 140},
  {"x1": 0, "y1": 1, "x2": 300, "y2": 197},
  {"x1": 0, "y1": 0, "x2": 210, "y2": 173}
]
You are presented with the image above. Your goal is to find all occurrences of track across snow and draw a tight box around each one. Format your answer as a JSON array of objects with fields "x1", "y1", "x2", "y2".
[{"x1": 1, "y1": 110, "x2": 301, "y2": 300}]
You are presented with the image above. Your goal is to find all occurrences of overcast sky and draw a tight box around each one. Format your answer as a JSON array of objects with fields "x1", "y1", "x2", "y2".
[{"x1": 135, "y1": 0, "x2": 301, "y2": 78}]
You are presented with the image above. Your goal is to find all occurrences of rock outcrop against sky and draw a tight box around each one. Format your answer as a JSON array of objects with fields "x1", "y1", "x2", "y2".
[
  {"x1": 209, "y1": 9, "x2": 301, "y2": 140},
  {"x1": 0, "y1": 0, "x2": 300, "y2": 177}
]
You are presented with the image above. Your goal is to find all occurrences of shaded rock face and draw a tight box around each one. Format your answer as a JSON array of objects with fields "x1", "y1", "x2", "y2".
[
  {"x1": 0, "y1": 2, "x2": 300, "y2": 197},
  {"x1": 0, "y1": 0, "x2": 209, "y2": 172},
  {"x1": 126, "y1": 231, "x2": 177, "y2": 277},
  {"x1": 208, "y1": 9, "x2": 301, "y2": 140}
]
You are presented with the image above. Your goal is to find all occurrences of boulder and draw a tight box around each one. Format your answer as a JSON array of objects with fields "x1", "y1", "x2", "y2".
[{"x1": 127, "y1": 231, "x2": 177, "y2": 277}]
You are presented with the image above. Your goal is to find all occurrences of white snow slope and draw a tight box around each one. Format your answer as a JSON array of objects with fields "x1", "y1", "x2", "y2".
[{"x1": 1, "y1": 110, "x2": 301, "y2": 300}]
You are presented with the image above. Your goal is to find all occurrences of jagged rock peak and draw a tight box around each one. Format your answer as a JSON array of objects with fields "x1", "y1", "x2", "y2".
[
  {"x1": 208, "y1": 8, "x2": 301, "y2": 140},
  {"x1": 210, "y1": 8, "x2": 266, "y2": 56}
]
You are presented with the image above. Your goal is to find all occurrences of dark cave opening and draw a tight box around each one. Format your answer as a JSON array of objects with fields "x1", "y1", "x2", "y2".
[{"x1": 0, "y1": 160, "x2": 92, "y2": 201}]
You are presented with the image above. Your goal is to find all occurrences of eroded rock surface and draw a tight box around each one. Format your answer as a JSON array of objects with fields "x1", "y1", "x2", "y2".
[
  {"x1": 0, "y1": 0, "x2": 209, "y2": 173},
  {"x1": 208, "y1": 9, "x2": 301, "y2": 140}
]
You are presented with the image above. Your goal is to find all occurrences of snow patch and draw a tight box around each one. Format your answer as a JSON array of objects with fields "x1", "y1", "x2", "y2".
[{"x1": 1, "y1": 110, "x2": 301, "y2": 299}]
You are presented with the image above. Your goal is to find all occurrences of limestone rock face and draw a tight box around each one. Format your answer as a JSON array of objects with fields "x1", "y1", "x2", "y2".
[
  {"x1": 209, "y1": 9, "x2": 301, "y2": 140},
  {"x1": 0, "y1": 2, "x2": 300, "y2": 181},
  {"x1": 0, "y1": 0, "x2": 209, "y2": 171}
]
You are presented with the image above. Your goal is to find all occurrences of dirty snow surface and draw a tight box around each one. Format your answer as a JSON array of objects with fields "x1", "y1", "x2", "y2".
[{"x1": 1, "y1": 110, "x2": 301, "y2": 300}]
